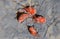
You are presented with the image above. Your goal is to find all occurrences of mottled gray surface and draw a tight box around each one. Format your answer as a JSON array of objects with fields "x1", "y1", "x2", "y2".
[{"x1": 0, "y1": 0, "x2": 60, "y2": 39}]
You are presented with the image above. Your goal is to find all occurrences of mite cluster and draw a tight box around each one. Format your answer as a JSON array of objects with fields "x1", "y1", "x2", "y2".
[{"x1": 15, "y1": 4, "x2": 46, "y2": 37}]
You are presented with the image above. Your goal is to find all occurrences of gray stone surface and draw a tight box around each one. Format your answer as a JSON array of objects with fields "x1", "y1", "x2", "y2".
[{"x1": 0, "y1": 0, "x2": 60, "y2": 39}]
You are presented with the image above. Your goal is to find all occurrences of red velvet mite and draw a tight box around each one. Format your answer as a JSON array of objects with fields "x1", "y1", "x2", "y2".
[
  {"x1": 32, "y1": 14, "x2": 46, "y2": 24},
  {"x1": 16, "y1": 11, "x2": 29, "y2": 23},
  {"x1": 23, "y1": 5, "x2": 36, "y2": 16},
  {"x1": 27, "y1": 25, "x2": 40, "y2": 37}
]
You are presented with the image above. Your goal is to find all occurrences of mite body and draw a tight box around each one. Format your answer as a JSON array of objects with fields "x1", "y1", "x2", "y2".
[
  {"x1": 32, "y1": 14, "x2": 46, "y2": 24},
  {"x1": 17, "y1": 5, "x2": 36, "y2": 16},
  {"x1": 24, "y1": 6, "x2": 36, "y2": 16},
  {"x1": 16, "y1": 11, "x2": 29, "y2": 23},
  {"x1": 27, "y1": 25, "x2": 39, "y2": 37}
]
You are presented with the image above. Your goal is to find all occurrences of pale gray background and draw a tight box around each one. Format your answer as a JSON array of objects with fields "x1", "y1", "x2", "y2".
[{"x1": 0, "y1": 0, "x2": 60, "y2": 39}]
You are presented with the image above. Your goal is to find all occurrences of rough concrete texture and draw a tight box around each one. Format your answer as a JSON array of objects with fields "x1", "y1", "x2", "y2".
[{"x1": 0, "y1": 0, "x2": 60, "y2": 39}]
